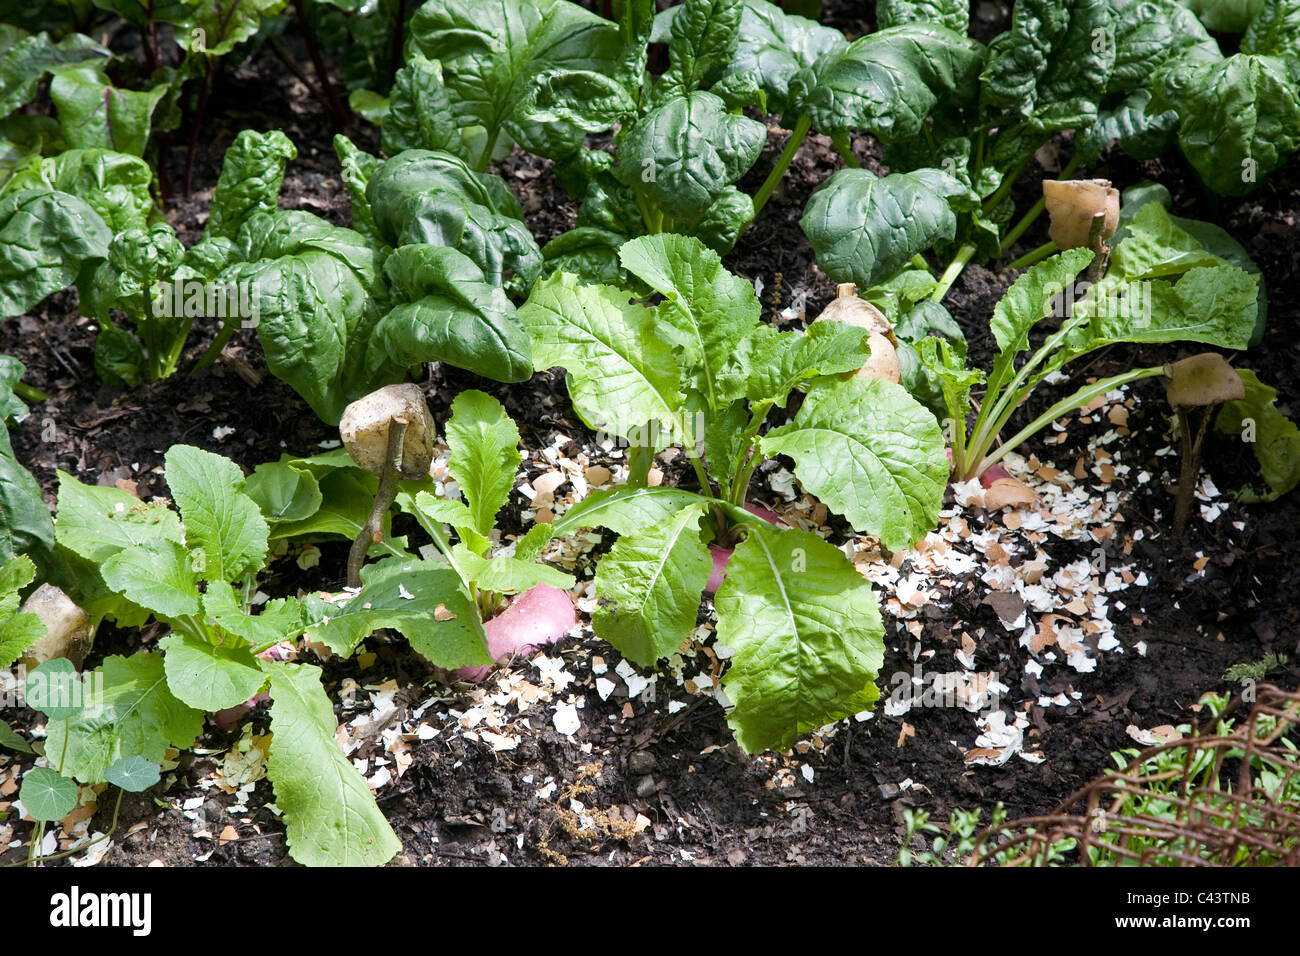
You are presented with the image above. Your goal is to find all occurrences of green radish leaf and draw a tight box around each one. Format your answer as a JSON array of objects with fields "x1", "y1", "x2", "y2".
[
  {"x1": 451, "y1": 546, "x2": 573, "y2": 594},
  {"x1": 619, "y1": 234, "x2": 761, "y2": 412},
  {"x1": 100, "y1": 539, "x2": 201, "y2": 618},
  {"x1": 45, "y1": 652, "x2": 204, "y2": 784},
  {"x1": 264, "y1": 662, "x2": 401, "y2": 867},
  {"x1": 159, "y1": 632, "x2": 266, "y2": 712},
  {"x1": 550, "y1": 486, "x2": 706, "y2": 536},
  {"x1": 201, "y1": 581, "x2": 304, "y2": 648},
  {"x1": 163, "y1": 445, "x2": 269, "y2": 584},
  {"x1": 0, "y1": 554, "x2": 43, "y2": 668},
  {"x1": 521, "y1": 271, "x2": 686, "y2": 446},
  {"x1": 1215, "y1": 369, "x2": 1300, "y2": 503},
  {"x1": 303, "y1": 558, "x2": 489, "y2": 668},
  {"x1": 104, "y1": 755, "x2": 160, "y2": 793},
  {"x1": 593, "y1": 503, "x2": 711, "y2": 666},
  {"x1": 514, "y1": 522, "x2": 556, "y2": 562},
  {"x1": 723, "y1": 319, "x2": 873, "y2": 406},
  {"x1": 715, "y1": 524, "x2": 885, "y2": 753},
  {"x1": 19, "y1": 767, "x2": 77, "y2": 821},
  {"x1": 246, "y1": 459, "x2": 324, "y2": 523},
  {"x1": 54, "y1": 472, "x2": 184, "y2": 565},
  {"x1": 444, "y1": 389, "x2": 522, "y2": 540},
  {"x1": 761, "y1": 376, "x2": 947, "y2": 551}
]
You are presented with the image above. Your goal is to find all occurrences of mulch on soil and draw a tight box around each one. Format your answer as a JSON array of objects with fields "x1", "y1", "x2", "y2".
[{"x1": 1, "y1": 15, "x2": 1299, "y2": 866}]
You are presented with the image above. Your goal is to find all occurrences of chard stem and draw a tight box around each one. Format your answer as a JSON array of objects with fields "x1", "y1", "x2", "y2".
[{"x1": 752, "y1": 114, "x2": 812, "y2": 215}]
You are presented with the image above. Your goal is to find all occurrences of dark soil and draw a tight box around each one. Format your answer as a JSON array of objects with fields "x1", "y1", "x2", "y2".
[{"x1": 2, "y1": 3, "x2": 1299, "y2": 867}]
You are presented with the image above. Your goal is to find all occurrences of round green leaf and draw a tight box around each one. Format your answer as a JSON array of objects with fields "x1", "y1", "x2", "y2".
[
  {"x1": 19, "y1": 767, "x2": 77, "y2": 822},
  {"x1": 105, "y1": 755, "x2": 161, "y2": 793}
]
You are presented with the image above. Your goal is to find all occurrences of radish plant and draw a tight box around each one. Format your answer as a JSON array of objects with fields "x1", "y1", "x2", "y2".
[
  {"x1": 518, "y1": 234, "x2": 948, "y2": 753},
  {"x1": 49, "y1": 445, "x2": 401, "y2": 866},
  {"x1": 929, "y1": 204, "x2": 1261, "y2": 483}
]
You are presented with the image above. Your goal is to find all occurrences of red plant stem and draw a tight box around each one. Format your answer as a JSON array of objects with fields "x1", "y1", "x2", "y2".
[
  {"x1": 293, "y1": 0, "x2": 348, "y2": 121},
  {"x1": 183, "y1": 59, "x2": 213, "y2": 196},
  {"x1": 141, "y1": 25, "x2": 159, "y2": 72}
]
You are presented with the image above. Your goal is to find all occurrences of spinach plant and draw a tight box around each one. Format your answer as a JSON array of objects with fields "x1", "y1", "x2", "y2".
[
  {"x1": 929, "y1": 204, "x2": 1261, "y2": 482},
  {"x1": 50, "y1": 445, "x2": 401, "y2": 866},
  {"x1": 518, "y1": 234, "x2": 948, "y2": 753}
]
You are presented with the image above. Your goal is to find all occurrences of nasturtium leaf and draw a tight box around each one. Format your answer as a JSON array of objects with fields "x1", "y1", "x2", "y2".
[
  {"x1": 715, "y1": 523, "x2": 884, "y2": 753},
  {"x1": 159, "y1": 632, "x2": 266, "y2": 712},
  {"x1": 25, "y1": 658, "x2": 82, "y2": 721},
  {"x1": 593, "y1": 503, "x2": 712, "y2": 667},
  {"x1": 444, "y1": 390, "x2": 522, "y2": 540},
  {"x1": 100, "y1": 539, "x2": 202, "y2": 618},
  {"x1": 264, "y1": 662, "x2": 401, "y2": 867},
  {"x1": 761, "y1": 376, "x2": 947, "y2": 551},
  {"x1": 303, "y1": 558, "x2": 489, "y2": 668},
  {"x1": 45, "y1": 652, "x2": 205, "y2": 784},
  {"x1": 520, "y1": 271, "x2": 686, "y2": 446},
  {"x1": 104, "y1": 755, "x2": 160, "y2": 793},
  {"x1": 19, "y1": 767, "x2": 77, "y2": 821},
  {"x1": 0, "y1": 187, "x2": 110, "y2": 319},
  {"x1": 801, "y1": 167, "x2": 969, "y2": 288},
  {"x1": 164, "y1": 445, "x2": 269, "y2": 584}
]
